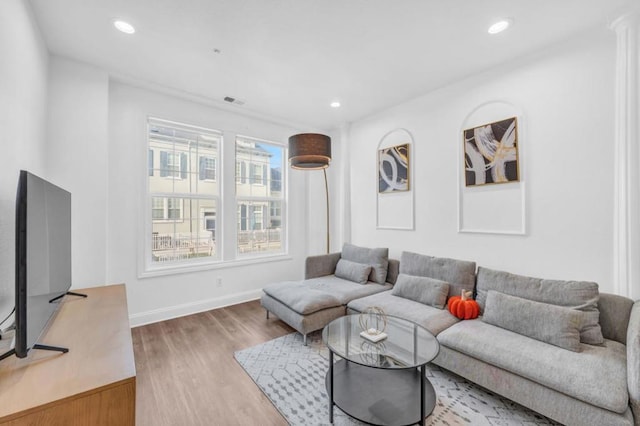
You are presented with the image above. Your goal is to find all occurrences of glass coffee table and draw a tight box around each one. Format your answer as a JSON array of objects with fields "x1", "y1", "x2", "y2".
[{"x1": 322, "y1": 315, "x2": 439, "y2": 426}]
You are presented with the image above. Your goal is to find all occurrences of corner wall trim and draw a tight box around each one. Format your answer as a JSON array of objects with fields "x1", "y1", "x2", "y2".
[{"x1": 611, "y1": 12, "x2": 640, "y2": 300}]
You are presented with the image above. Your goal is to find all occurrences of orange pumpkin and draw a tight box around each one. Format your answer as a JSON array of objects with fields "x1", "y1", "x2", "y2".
[{"x1": 448, "y1": 289, "x2": 480, "y2": 320}]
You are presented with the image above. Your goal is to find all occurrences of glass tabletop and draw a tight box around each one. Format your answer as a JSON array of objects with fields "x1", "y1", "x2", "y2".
[{"x1": 322, "y1": 314, "x2": 439, "y2": 369}]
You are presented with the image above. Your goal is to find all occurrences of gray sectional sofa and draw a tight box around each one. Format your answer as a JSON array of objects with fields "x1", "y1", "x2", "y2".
[{"x1": 260, "y1": 245, "x2": 640, "y2": 425}]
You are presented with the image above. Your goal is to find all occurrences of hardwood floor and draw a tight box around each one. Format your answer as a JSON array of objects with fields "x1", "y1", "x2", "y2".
[{"x1": 132, "y1": 300, "x2": 295, "y2": 426}]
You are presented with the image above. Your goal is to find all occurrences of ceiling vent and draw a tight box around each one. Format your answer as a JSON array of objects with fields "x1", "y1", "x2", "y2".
[{"x1": 224, "y1": 96, "x2": 245, "y2": 106}]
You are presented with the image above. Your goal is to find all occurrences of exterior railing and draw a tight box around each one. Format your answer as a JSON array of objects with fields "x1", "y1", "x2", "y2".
[
  {"x1": 152, "y1": 232, "x2": 214, "y2": 262},
  {"x1": 152, "y1": 228, "x2": 282, "y2": 261},
  {"x1": 238, "y1": 228, "x2": 282, "y2": 253}
]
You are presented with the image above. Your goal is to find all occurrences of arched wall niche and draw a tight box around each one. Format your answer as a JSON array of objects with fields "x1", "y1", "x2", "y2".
[
  {"x1": 458, "y1": 100, "x2": 526, "y2": 235},
  {"x1": 376, "y1": 128, "x2": 414, "y2": 230}
]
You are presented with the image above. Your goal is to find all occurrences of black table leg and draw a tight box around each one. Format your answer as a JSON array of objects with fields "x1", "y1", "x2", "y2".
[
  {"x1": 420, "y1": 365, "x2": 425, "y2": 426},
  {"x1": 329, "y1": 350, "x2": 334, "y2": 423}
]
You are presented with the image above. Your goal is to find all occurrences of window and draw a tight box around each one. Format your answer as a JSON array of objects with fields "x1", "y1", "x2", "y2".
[
  {"x1": 158, "y1": 151, "x2": 185, "y2": 179},
  {"x1": 144, "y1": 118, "x2": 288, "y2": 274},
  {"x1": 236, "y1": 136, "x2": 285, "y2": 256},
  {"x1": 200, "y1": 157, "x2": 216, "y2": 181},
  {"x1": 148, "y1": 149, "x2": 154, "y2": 176},
  {"x1": 152, "y1": 197, "x2": 183, "y2": 220},
  {"x1": 236, "y1": 161, "x2": 247, "y2": 184},
  {"x1": 147, "y1": 118, "x2": 221, "y2": 267},
  {"x1": 251, "y1": 164, "x2": 263, "y2": 185},
  {"x1": 202, "y1": 210, "x2": 216, "y2": 231}
]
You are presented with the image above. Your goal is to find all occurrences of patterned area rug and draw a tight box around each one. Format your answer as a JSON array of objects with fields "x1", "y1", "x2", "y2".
[{"x1": 234, "y1": 331, "x2": 560, "y2": 425}]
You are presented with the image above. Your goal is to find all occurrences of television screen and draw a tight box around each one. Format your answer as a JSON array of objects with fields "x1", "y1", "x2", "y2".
[{"x1": 15, "y1": 171, "x2": 72, "y2": 358}]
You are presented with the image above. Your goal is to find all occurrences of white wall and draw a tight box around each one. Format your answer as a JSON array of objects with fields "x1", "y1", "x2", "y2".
[
  {"x1": 35, "y1": 52, "x2": 331, "y2": 326},
  {"x1": 0, "y1": 0, "x2": 49, "y2": 317},
  {"x1": 46, "y1": 57, "x2": 109, "y2": 289},
  {"x1": 347, "y1": 30, "x2": 618, "y2": 292},
  {"x1": 107, "y1": 82, "x2": 309, "y2": 325}
]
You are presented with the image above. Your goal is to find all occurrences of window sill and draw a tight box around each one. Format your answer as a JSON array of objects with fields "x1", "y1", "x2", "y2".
[{"x1": 139, "y1": 253, "x2": 292, "y2": 279}]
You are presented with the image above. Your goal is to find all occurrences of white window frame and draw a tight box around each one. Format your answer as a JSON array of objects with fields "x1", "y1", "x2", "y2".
[
  {"x1": 144, "y1": 118, "x2": 222, "y2": 274},
  {"x1": 140, "y1": 119, "x2": 291, "y2": 278}
]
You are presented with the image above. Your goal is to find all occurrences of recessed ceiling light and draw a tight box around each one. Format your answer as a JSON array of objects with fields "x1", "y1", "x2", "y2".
[
  {"x1": 113, "y1": 20, "x2": 135, "y2": 34},
  {"x1": 330, "y1": 101, "x2": 341, "y2": 108},
  {"x1": 488, "y1": 19, "x2": 512, "y2": 35}
]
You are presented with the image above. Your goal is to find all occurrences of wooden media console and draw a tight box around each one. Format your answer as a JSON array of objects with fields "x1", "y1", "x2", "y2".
[{"x1": 0, "y1": 284, "x2": 136, "y2": 425}]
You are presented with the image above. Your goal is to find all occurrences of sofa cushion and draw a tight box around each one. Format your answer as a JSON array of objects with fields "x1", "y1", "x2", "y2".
[
  {"x1": 399, "y1": 251, "x2": 476, "y2": 300},
  {"x1": 598, "y1": 293, "x2": 634, "y2": 345},
  {"x1": 262, "y1": 281, "x2": 342, "y2": 315},
  {"x1": 342, "y1": 243, "x2": 389, "y2": 284},
  {"x1": 305, "y1": 275, "x2": 392, "y2": 304},
  {"x1": 335, "y1": 259, "x2": 372, "y2": 284},
  {"x1": 437, "y1": 319, "x2": 628, "y2": 413},
  {"x1": 475, "y1": 267, "x2": 604, "y2": 345},
  {"x1": 386, "y1": 259, "x2": 400, "y2": 284},
  {"x1": 483, "y1": 291, "x2": 583, "y2": 352},
  {"x1": 628, "y1": 301, "x2": 640, "y2": 421},
  {"x1": 391, "y1": 273, "x2": 449, "y2": 309},
  {"x1": 347, "y1": 291, "x2": 459, "y2": 336}
]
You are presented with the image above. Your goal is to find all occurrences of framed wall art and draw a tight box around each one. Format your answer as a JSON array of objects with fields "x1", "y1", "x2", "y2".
[
  {"x1": 378, "y1": 143, "x2": 410, "y2": 193},
  {"x1": 463, "y1": 117, "x2": 519, "y2": 186}
]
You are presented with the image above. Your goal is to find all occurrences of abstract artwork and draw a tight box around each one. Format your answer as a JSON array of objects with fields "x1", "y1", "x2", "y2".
[
  {"x1": 464, "y1": 117, "x2": 519, "y2": 186},
  {"x1": 378, "y1": 143, "x2": 409, "y2": 192}
]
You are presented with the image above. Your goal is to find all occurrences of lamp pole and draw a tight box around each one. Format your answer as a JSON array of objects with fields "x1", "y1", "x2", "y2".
[{"x1": 323, "y1": 168, "x2": 330, "y2": 254}]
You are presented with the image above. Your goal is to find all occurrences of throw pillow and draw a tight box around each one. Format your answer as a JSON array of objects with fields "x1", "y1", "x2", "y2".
[
  {"x1": 391, "y1": 273, "x2": 450, "y2": 309},
  {"x1": 482, "y1": 290, "x2": 584, "y2": 352},
  {"x1": 341, "y1": 243, "x2": 389, "y2": 284},
  {"x1": 399, "y1": 251, "x2": 476, "y2": 300},
  {"x1": 475, "y1": 267, "x2": 604, "y2": 345},
  {"x1": 335, "y1": 259, "x2": 372, "y2": 284}
]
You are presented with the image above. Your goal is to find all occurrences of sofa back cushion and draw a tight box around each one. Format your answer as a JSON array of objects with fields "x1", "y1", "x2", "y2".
[
  {"x1": 386, "y1": 259, "x2": 400, "y2": 284},
  {"x1": 391, "y1": 274, "x2": 450, "y2": 309},
  {"x1": 341, "y1": 243, "x2": 389, "y2": 284},
  {"x1": 476, "y1": 267, "x2": 604, "y2": 345},
  {"x1": 482, "y1": 291, "x2": 583, "y2": 352},
  {"x1": 598, "y1": 293, "x2": 634, "y2": 344},
  {"x1": 399, "y1": 251, "x2": 476, "y2": 299},
  {"x1": 335, "y1": 259, "x2": 372, "y2": 284}
]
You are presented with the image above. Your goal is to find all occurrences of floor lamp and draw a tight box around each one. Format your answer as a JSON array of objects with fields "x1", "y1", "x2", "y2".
[{"x1": 288, "y1": 133, "x2": 332, "y2": 254}]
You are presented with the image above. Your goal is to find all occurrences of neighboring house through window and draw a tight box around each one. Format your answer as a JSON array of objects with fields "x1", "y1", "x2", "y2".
[
  {"x1": 147, "y1": 118, "x2": 221, "y2": 268},
  {"x1": 235, "y1": 136, "x2": 285, "y2": 256}
]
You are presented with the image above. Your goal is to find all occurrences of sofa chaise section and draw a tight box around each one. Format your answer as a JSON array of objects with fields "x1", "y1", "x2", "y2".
[{"x1": 261, "y1": 245, "x2": 397, "y2": 344}]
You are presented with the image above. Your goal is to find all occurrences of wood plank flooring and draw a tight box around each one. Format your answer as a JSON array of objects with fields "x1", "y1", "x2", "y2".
[{"x1": 132, "y1": 300, "x2": 294, "y2": 426}]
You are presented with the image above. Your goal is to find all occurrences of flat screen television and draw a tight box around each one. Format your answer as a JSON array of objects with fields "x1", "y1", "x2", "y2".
[{"x1": 1, "y1": 171, "x2": 73, "y2": 360}]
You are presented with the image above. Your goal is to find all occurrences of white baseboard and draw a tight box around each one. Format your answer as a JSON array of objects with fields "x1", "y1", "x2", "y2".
[{"x1": 129, "y1": 289, "x2": 263, "y2": 327}]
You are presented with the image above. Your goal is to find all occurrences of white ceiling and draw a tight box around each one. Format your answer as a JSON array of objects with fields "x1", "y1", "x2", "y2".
[{"x1": 29, "y1": 0, "x2": 633, "y2": 130}]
